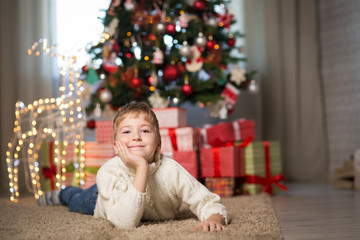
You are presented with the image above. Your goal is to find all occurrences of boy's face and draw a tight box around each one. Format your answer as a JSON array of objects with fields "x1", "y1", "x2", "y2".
[{"x1": 114, "y1": 113, "x2": 159, "y2": 163}]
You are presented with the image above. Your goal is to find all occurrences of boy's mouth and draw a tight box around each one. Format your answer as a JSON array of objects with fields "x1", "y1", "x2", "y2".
[{"x1": 128, "y1": 145, "x2": 145, "y2": 148}]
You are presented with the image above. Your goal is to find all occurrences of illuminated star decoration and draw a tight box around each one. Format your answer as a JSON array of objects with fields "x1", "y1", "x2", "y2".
[{"x1": 230, "y1": 66, "x2": 246, "y2": 86}]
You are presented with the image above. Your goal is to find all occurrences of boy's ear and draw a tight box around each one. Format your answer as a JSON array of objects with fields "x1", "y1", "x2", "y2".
[{"x1": 113, "y1": 142, "x2": 119, "y2": 155}]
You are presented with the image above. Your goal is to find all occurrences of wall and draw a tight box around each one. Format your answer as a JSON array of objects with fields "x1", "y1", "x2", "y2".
[{"x1": 319, "y1": 0, "x2": 360, "y2": 175}]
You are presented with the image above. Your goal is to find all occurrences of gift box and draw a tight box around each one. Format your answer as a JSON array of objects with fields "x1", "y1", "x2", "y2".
[
  {"x1": 152, "y1": 107, "x2": 187, "y2": 128},
  {"x1": 233, "y1": 119, "x2": 256, "y2": 142},
  {"x1": 200, "y1": 145, "x2": 245, "y2": 178},
  {"x1": 205, "y1": 178, "x2": 235, "y2": 197},
  {"x1": 84, "y1": 142, "x2": 116, "y2": 166},
  {"x1": 39, "y1": 141, "x2": 79, "y2": 191},
  {"x1": 163, "y1": 151, "x2": 198, "y2": 179},
  {"x1": 201, "y1": 118, "x2": 256, "y2": 147},
  {"x1": 242, "y1": 141, "x2": 287, "y2": 195},
  {"x1": 160, "y1": 127, "x2": 201, "y2": 153},
  {"x1": 95, "y1": 120, "x2": 113, "y2": 142}
]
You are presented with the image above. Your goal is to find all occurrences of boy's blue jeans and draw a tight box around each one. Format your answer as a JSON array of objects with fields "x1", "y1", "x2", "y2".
[{"x1": 59, "y1": 184, "x2": 98, "y2": 215}]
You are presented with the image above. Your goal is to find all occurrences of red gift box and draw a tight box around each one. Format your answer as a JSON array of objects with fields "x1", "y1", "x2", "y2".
[
  {"x1": 201, "y1": 118, "x2": 256, "y2": 147},
  {"x1": 233, "y1": 119, "x2": 256, "y2": 142},
  {"x1": 201, "y1": 122, "x2": 234, "y2": 147},
  {"x1": 160, "y1": 127, "x2": 201, "y2": 153},
  {"x1": 200, "y1": 145, "x2": 245, "y2": 178},
  {"x1": 205, "y1": 178, "x2": 236, "y2": 197},
  {"x1": 163, "y1": 151, "x2": 198, "y2": 179},
  {"x1": 152, "y1": 107, "x2": 187, "y2": 128},
  {"x1": 95, "y1": 121, "x2": 114, "y2": 142}
]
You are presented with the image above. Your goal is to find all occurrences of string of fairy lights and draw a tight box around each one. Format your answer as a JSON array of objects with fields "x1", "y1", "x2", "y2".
[{"x1": 5, "y1": 38, "x2": 88, "y2": 203}]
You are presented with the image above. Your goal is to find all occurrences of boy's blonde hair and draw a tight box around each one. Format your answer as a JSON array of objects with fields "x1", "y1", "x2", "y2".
[{"x1": 113, "y1": 101, "x2": 160, "y2": 142}]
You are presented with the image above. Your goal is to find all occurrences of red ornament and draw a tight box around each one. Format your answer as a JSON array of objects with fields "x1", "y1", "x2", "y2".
[
  {"x1": 112, "y1": 42, "x2": 120, "y2": 52},
  {"x1": 227, "y1": 37, "x2": 236, "y2": 47},
  {"x1": 165, "y1": 23, "x2": 176, "y2": 35},
  {"x1": 163, "y1": 64, "x2": 179, "y2": 82},
  {"x1": 131, "y1": 77, "x2": 142, "y2": 88},
  {"x1": 182, "y1": 84, "x2": 193, "y2": 96},
  {"x1": 177, "y1": 63, "x2": 186, "y2": 73},
  {"x1": 87, "y1": 119, "x2": 96, "y2": 129},
  {"x1": 194, "y1": 0, "x2": 205, "y2": 11},
  {"x1": 148, "y1": 33, "x2": 157, "y2": 42},
  {"x1": 206, "y1": 40, "x2": 216, "y2": 50},
  {"x1": 81, "y1": 65, "x2": 89, "y2": 73}
]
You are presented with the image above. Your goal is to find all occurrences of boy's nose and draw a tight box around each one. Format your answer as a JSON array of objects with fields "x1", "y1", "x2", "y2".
[{"x1": 132, "y1": 132, "x2": 141, "y2": 141}]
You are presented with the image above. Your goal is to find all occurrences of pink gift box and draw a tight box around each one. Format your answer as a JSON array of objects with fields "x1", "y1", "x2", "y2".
[
  {"x1": 163, "y1": 151, "x2": 198, "y2": 179},
  {"x1": 95, "y1": 120, "x2": 114, "y2": 142},
  {"x1": 200, "y1": 146, "x2": 245, "y2": 178},
  {"x1": 84, "y1": 142, "x2": 116, "y2": 167},
  {"x1": 160, "y1": 127, "x2": 201, "y2": 153},
  {"x1": 152, "y1": 107, "x2": 187, "y2": 128}
]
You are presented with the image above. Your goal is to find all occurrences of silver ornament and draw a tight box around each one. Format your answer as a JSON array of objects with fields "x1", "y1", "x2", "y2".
[
  {"x1": 208, "y1": 17, "x2": 218, "y2": 27},
  {"x1": 100, "y1": 89, "x2": 113, "y2": 103},
  {"x1": 179, "y1": 41, "x2": 191, "y2": 57},
  {"x1": 156, "y1": 23, "x2": 165, "y2": 32},
  {"x1": 195, "y1": 32, "x2": 207, "y2": 47},
  {"x1": 124, "y1": 0, "x2": 136, "y2": 11}
]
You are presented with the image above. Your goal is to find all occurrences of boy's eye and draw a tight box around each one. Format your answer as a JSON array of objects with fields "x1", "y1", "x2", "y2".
[
  {"x1": 141, "y1": 129, "x2": 150, "y2": 133},
  {"x1": 122, "y1": 130, "x2": 130, "y2": 134}
]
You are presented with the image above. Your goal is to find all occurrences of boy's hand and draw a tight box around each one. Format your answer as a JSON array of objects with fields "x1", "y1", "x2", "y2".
[
  {"x1": 193, "y1": 214, "x2": 226, "y2": 232},
  {"x1": 115, "y1": 140, "x2": 149, "y2": 193},
  {"x1": 115, "y1": 141, "x2": 148, "y2": 170}
]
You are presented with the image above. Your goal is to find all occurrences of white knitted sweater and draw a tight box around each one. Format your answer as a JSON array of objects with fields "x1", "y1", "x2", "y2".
[{"x1": 93, "y1": 155, "x2": 229, "y2": 229}]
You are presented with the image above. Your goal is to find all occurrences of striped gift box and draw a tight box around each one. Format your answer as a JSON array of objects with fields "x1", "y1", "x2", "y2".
[
  {"x1": 82, "y1": 172, "x2": 97, "y2": 189},
  {"x1": 84, "y1": 142, "x2": 115, "y2": 168},
  {"x1": 95, "y1": 121, "x2": 114, "y2": 142},
  {"x1": 63, "y1": 172, "x2": 75, "y2": 187},
  {"x1": 84, "y1": 142, "x2": 115, "y2": 159},
  {"x1": 160, "y1": 127, "x2": 201, "y2": 153},
  {"x1": 205, "y1": 178, "x2": 235, "y2": 197},
  {"x1": 242, "y1": 141, "x2": 285, "y2": 195},
  {"x1": 152, "y1": 107, "x2": 187, "y2": 128},
  {"x1": 163, "y1": 151, "x2": 198, "y2": 179}
]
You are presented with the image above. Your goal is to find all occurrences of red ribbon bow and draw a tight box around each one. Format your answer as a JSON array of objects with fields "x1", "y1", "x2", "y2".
[
  {"x1": 245, "y1": 141, "x2": 288, "y2": 194},
  {"x1": 42, "y1": 141, "x2": 56, "y2": 190},
  {"x1": 42, "y1": 166, "x2": 57, "y2": 179}
]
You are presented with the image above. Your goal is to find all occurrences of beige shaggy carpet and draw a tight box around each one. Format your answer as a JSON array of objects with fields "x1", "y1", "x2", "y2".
[{"x1": 0, "y1": 193, "x2": 282, "y2": 240}]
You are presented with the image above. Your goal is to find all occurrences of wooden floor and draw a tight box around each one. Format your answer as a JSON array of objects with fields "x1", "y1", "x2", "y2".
[{"x1": 272, "y1": 182, "x2": 360, "y2": 240}]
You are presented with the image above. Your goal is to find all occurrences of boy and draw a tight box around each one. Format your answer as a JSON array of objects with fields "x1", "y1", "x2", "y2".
[{"x1": 58, "y1": 102, "x2": 229, "y2": 232}]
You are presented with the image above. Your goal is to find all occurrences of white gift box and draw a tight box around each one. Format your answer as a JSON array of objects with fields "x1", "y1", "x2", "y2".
[{"x1": 152, "y1": 107, "x2": 187, "y2": 128}]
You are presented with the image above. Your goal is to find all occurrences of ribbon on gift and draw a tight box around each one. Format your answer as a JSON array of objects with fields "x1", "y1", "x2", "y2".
[
  {"x1": 42, "y1": 141, "x2": 56, "y2": 190},
  {"x1": 42, "y1": 166, "x2": 56, "y2": 189},
  {"x1": 168, "y1": 128, "x2": 178, "y2": 151},
  {"x1": 245, "y1": 141, "x2": 288, "y2": 195},
  {"x1": 210, "y1": 137, "x2": 253, "y2": 177}
]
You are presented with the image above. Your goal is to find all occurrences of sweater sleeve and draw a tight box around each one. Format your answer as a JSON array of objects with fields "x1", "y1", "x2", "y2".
[
  {"x1": 171, "y1": 160, "x2": 229, "y2": 224},
  {"x1": 94, "y1": 158, "x2": 146, "y2": 229}
]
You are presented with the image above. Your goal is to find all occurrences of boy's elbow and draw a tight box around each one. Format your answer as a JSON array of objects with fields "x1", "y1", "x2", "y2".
[
  {"x1": 113, "y1": 221, "x2": 139, "y2": 229},
  {"x1": 109, "y1": 215, "x2": 141, "y2": 229}
]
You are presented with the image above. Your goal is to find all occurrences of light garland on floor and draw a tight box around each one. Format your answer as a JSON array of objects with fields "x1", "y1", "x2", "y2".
[{"x1": 6, "y1": 39, "x2": 86, "y2": 203}]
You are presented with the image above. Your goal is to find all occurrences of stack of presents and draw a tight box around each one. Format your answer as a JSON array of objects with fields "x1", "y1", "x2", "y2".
[{"x1": 40, "y1": 107, "x2": 287, "y2": 197}]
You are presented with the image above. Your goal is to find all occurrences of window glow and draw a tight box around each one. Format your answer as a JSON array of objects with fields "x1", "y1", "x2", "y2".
[{"x1": 56, "y1": 0, "x2": 111, "y2": 67}]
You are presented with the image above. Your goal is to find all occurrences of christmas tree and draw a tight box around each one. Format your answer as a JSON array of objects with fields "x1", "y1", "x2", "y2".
[{"x1": 84, "y1": 0, "x2": 257, "y2": 119}]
